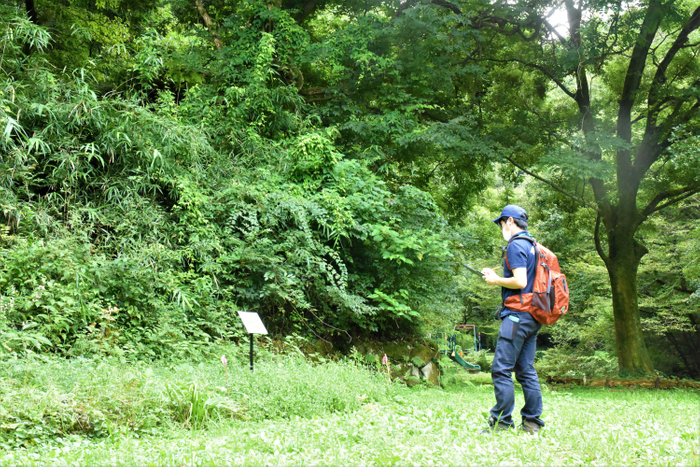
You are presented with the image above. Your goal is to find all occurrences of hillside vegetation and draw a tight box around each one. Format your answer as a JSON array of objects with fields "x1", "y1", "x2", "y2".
[{"x1": 0, "y1": 0, "x2": 698, "y2": 378}]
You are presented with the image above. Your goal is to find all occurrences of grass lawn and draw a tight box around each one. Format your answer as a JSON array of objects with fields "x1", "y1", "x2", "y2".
[{"x1": 1, "y1": 353, "x2": 698, "y2": 466}]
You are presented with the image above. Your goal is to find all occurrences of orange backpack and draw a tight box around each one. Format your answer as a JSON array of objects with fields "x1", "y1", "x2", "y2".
[{"x1": 504, "y1": 237, "x2": 569, "y2": 325}]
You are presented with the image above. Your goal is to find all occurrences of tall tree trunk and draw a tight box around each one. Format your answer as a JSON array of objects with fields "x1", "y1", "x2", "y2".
[
  {"x1": 22, "y1": 0, "x2": 39, "y2": 56},
  {"x1": 26, "y1": 0, "x2": 38, "y2": 24},
  {"x1": 195, "y1": 0, "x2": 223, "y2": 50},
  {"x1": 604, "y1": 215, "x2": 655, "y2": 375}
]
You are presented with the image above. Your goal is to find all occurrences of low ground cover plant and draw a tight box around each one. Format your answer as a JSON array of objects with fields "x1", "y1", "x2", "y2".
[
  {"x1": 0, "y1": 353, "x2": 697, "y2": 465},
  {"x1": 0, "y1": 348, "x2": 389, "y2": 449}
]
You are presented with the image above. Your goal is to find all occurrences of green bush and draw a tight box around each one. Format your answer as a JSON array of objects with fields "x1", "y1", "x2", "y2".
[
  {"x1": 535, "y1": 346, "x2": 619, "y2": 378},
  {"x1": 471, "y1": 350, "x2": 493, "y2": 373},
  {"x1": 0, "y1": 11, "x2": 466, "y2": 351},
  {"x1": 0, "y1": 237, "x2": 103, "y2": 353},
  {"x1": 0, "y1": 236, "x2": 246, "y2": 358}
]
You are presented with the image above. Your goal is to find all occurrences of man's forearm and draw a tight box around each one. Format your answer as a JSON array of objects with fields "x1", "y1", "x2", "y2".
[
  {"x1": 482, "y1": 267, "x2": 527, "y2": 288},
  {"x1": 496, "y1": 276, "x2": 526, "y2": 289}
]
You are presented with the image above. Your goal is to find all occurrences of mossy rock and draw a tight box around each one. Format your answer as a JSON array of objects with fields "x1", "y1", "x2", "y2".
[
  {"x1": 405, "y1": 365, "x2": 422, "y2": 387},
  {"x1": 365, "y1": 343, "x2": 385, "y2": 357},
  {"x1": 303, "y1": 339, "x2": 336, "y2": 360},
  {"x1": 315, "y1": 340, "x2": 335, "y2": 356},
  {"x1": 409, "y1": 343, "x2": 438, "y2": 368},
  {"x1": 411, "y1": 356, "x2": 427, "y2": 367},
  {"x1": 390, "y1": 363, "x2": 410, "y2": 380},
  {"x1": 384, "y1": 342, "x2": 411, "y2": 360},
  {"x1": 421, "y1": 361, "x2": 439, "y2": 386},
  {"x1": 405, "y1": 375, "x2": 421, "y2": 388},
  {"x1": 345, "y1": 338, "x2": 442, "y2": 388},
  {"x1": 356, "y1": 342, "x2": 383, "y2": 358},
  {"x1": 271, "y1": 340, "x2": 285, "y2": 353}
]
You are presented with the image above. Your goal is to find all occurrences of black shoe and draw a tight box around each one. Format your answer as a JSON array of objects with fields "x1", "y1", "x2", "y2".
[
  {"x1": 480, "y1": 415, "x2": 513, "y2": 434},
  {"x1": 518, "y1": 420, "x2": 541, "y2": 434}
]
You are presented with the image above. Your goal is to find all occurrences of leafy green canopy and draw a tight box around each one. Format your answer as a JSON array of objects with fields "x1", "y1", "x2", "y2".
[
  {"x1": 0, "y1": 4, "x2": 468, "y2": 357},
  {"x1": 299, "y1": 3, "x2": 493, "y2": 217}
]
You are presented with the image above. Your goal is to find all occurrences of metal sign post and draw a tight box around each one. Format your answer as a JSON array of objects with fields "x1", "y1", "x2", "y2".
[{"x1": 237, "y1": 311, "x2": 268, "y2": 372}]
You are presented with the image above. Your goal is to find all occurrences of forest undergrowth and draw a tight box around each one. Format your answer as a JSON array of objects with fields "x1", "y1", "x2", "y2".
[{"x1": 0, "y1": 348, "x2": 697, "y2": 466}]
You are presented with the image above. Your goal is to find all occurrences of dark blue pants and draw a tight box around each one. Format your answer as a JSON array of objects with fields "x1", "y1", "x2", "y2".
[{"x1": 490, "y1": 312, "x2": 545, "y2": 427}]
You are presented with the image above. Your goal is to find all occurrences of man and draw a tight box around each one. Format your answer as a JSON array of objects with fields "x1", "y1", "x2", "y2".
[{"x1": 480, "y1": 204, "x2": 545, "y2": 434}]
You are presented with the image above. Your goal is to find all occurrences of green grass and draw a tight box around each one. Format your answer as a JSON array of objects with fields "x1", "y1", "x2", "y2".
[{"x1": 1, "y1": 352, "x2": 698, "y2": 466}]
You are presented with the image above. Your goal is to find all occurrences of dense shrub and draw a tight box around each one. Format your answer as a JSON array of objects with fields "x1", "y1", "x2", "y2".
[
  {"x1": 535, "y1": 347, "x2": 619, "y2": 378},
  {"x1": 0, "y1": 11, "x2": 465, "y2": 356}
]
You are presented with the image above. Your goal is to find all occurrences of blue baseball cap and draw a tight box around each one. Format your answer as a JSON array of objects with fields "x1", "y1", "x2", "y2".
[{"x1": 492, "y1": 205, "x2": 528, "y2": 224}]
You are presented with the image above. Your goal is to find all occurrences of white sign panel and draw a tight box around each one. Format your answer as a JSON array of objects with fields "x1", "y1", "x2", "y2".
[{"x1": 237, "y1": 311, "x2": 268, "y2": 335}]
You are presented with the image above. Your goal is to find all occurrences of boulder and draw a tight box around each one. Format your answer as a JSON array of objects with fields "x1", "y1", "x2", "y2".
[
  {"x1": 406, "y1": 364, "x2": 422, "y2": 387},
  {"x1": 302, "y1": 339, "x2": 335, "y2": 361},
  {"x1": 390, "y1": 363, "x2": 409, "y2": 380},
  {"x1": 410, "y1": 364, "x2": 421, "y2": 378},
  {"x1": 409, "y1": 343, "x2": 438, "y2": 368},
  {"x1": 384, "y1": 342, "x2": 412, "y2": 360},
  {"x1": 421, "y1": 361, "x2": 439, "y2": 386},
  {"x1": 361, "y1": 342, "x2": 384, "y2": 356},
  {"x1": 336, "y1": 338, "x2": 443, "y2": 388},
  {"x1": 315, "y1": 339, "x2": 334, "y2": 356}
]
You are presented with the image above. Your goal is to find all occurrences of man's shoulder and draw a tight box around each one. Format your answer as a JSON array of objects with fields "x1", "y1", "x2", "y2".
[
  {"x1": 506, "y1": 235, "x2": 536, "y2": 268},
  {"x1": 507, "y1": 234, "x2": 534, "y2": 251},
  {"x1": 509, "y1": 232, "x2": 534, "y2": 243}
]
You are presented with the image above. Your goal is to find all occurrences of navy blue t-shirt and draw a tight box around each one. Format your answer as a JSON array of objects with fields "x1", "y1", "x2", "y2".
[{"x1": 501, "y1": 232, "x2": 537, "y2": 319}]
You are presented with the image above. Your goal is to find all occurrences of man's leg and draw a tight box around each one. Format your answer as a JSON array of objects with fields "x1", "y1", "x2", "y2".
[
  {"x1": 489, "y1": 317, "x2": 525, "y2": 427},
  {"x1": 514, "y1": 318, "x2": 544, "y2": 428}
]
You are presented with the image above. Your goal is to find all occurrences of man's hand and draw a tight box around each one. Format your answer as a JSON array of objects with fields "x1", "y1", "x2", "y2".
[
  {"x1": 480, "y1": 267, "x2": 527, "y2": 289},
  {"x1": 481, "y1": 268, "x2": 500, "y2": 286}
]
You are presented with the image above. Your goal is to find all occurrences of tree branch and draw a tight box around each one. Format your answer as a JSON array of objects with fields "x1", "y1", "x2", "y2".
[
  {"x1": 195, "y1": 0, "x2": 223, "y2": 50},
  {"x1": 615, "y1": 0, "x2": 665, "y2": 205},
  {"x1": 595, "y1": 3, "x2": 623, "y2": 70},
  {"x1": 396, "y1": 0, "x2": 466, "y2": 26},
  {"x1": 658, "y1": 99, "x2": 700, "y2": 150},
  {"x1": 637, "y1": 7, "x2": 700, "y2": 177},
  {"x1": 477, "y1": 14, "x2": 544, "y2": 41},
  {"x1": 503, "y1": 156, "x2": 599, "y2": 212},
  {"x1": 619, "y1": 0, "x2": 664, "y2": 132},
  {"x1": 666, "y1": 48, "x2": 700, "y2": 89},
  {"x1": 588, "y1": 177, "x2": 609, "y2": 211},
  {"x1": 630, "y1": 113, "x2": 647, "y2": 124},
  {"x1": 543, "y1": 19, "x2": 568, "y2": 47},
  {"x1": 394, "y1": 0, "x2": 419, "y2": 18},
  {"x1": 648, "y1": 5, "x2": 700, "y2": 109},
  {"x1": 426, "y1": 155, "x2": 450, "y2": 179},
  {"x1": 594, "y1": 212, "x2": 611, "y2": 266},
  {"x1": 565, "y1": 0, "x2": 582, "y2": 48},
  {"x1": 483, "y1": 58, "x2": 576, "y2": 99},
  {"x1": 431, "y1": 0, "x2": 462, "y2": 15},
  {"x1": 642, "y1": 186, "x2": 700, "y2": 217},
  {"x1": 26, "y1": 0, "x2": 38, "y2": 24}
]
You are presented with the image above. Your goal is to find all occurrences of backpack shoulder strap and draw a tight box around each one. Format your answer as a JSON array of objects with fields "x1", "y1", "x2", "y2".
[
  {"x1": 505, "y1": 235, "x2": 538, "y2": 270},
  {"x1": 508, "y1": 234, "x2": 535, "y2": 246},
  {"x1": 504, "y1": 235, "x2": 540, "y2": 301}
]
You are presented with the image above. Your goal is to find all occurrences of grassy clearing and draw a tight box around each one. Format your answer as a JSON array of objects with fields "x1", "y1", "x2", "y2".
[{"x1": 1, "y1": 353, "x2": 698, "y2": 466}]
